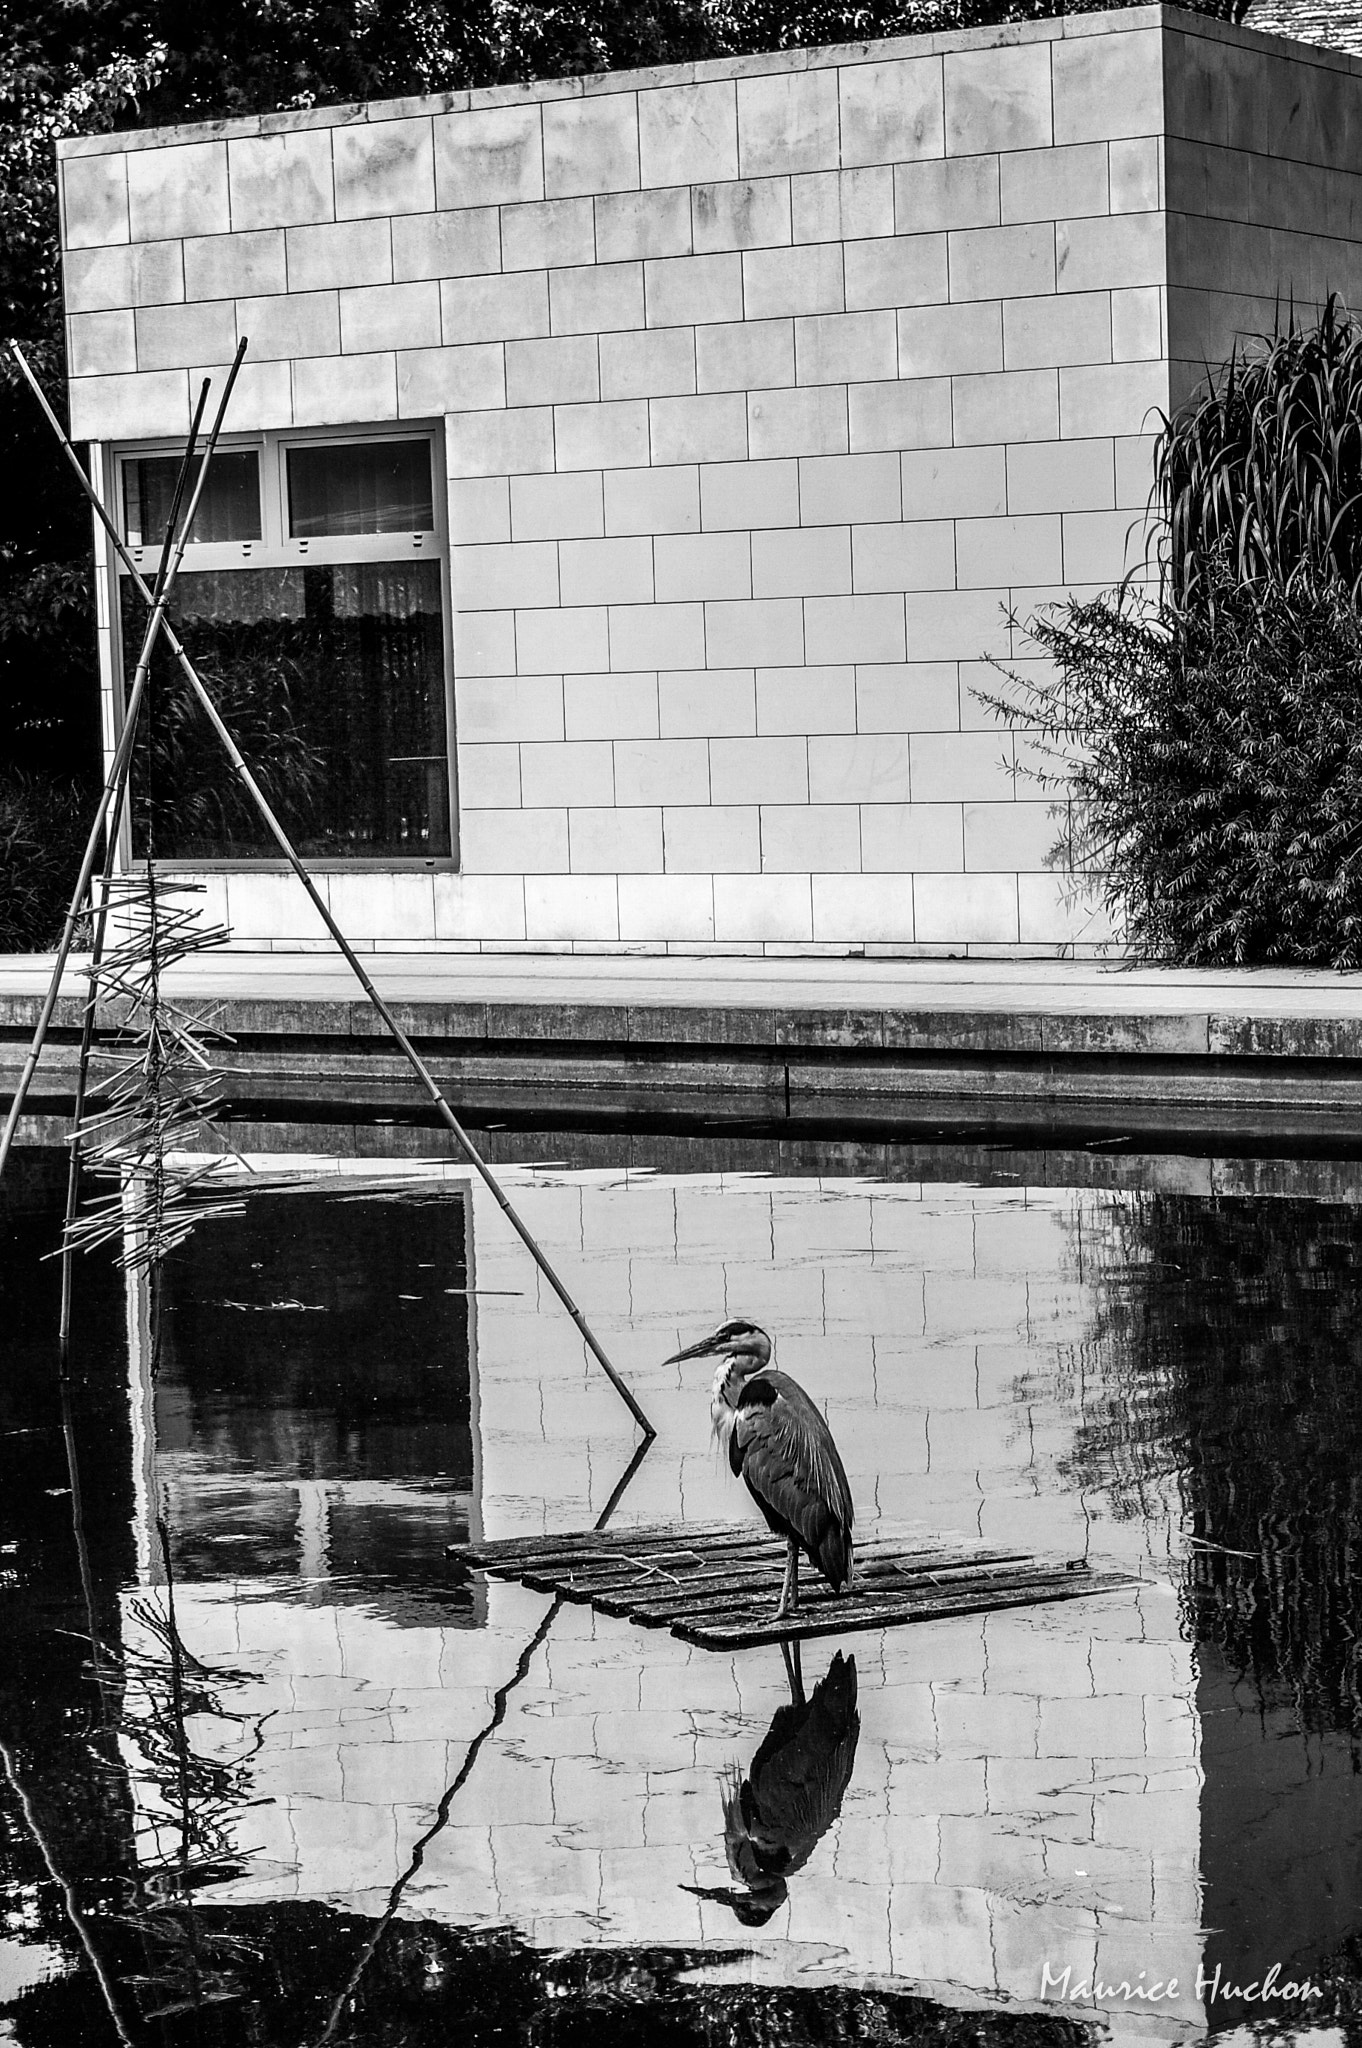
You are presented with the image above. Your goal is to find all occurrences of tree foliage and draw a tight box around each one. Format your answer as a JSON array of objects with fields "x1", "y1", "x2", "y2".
[
  {"x1": 2, "y1": 23, "x2": 165, "y2": 811},
  {"x1": 0, "y1": 769, "x2": 94, "y2": 948}
]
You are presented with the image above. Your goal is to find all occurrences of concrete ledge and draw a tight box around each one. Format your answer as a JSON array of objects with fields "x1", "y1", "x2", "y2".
[{"x1": 7, "y1": 951, "x2": 1362, "y2": 1137}]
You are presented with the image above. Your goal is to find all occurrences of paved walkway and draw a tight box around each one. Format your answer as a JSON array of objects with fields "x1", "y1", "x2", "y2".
[{"x1": 5, "y1": 949, "x2": 1362, "y2": 1022}]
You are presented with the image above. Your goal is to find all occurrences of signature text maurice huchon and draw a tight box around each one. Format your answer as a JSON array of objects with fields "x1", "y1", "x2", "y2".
[{"x1": 1041, "y1": 1961, "x2": 1322, "y2": 2007}]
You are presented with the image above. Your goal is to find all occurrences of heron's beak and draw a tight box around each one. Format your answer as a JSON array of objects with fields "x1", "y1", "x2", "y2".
[{"x1": 661, "y1": 1333, "x2": 719, "y2": 1365}]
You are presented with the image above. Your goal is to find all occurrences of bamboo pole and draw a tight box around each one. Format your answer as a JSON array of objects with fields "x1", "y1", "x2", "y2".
[
  {"x1": 0, "y1": 345, "x2": 244, "y2": 1185},
  {"x1": 11, "y1": 341, "x2": 654, "y2": 1441}
]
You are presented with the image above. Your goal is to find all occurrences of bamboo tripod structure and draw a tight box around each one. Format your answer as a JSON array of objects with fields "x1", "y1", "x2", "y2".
[
  {"x1": 57, "y1": 370, "x2": 226, "y2": 1354},
  {"x1": 3, "y1": 340, "x2": 654, "y2": 1441}
]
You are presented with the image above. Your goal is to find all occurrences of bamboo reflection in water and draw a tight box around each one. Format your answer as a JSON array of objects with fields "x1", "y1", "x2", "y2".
[
  {"x1": 0, "y1": 1247, "x2": 267, "y2": 2034},
  {"x1": 102, "y1": 1244, "x2": 274, "y2": 2023},
  {"x1": 107, "y1": 1529, "x2": 269, "y2": 2021}
]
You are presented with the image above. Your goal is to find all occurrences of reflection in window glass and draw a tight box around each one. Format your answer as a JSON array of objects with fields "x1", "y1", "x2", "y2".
[
  {"x1": 123, "y1": 451, "x2": 261, "y2": 547},
  {"x1": 121, "y1": 562, "x2": 450, "y2": 860},
  {"x1": 287, "y1": 441, "x2": 434, "y2": 538}
]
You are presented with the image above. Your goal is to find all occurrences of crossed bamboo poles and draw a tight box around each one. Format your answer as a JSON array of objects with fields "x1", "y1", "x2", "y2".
[{"x1": 2, "y1": 339, "x2": 654, "y2": 1442}]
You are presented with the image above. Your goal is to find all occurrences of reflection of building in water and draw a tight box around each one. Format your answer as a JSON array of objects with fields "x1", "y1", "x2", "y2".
[
  {"x1": 1197, "y1": 1641, "x2": 1362, "y2": 2024},
  {"x1": 113, "y1": 1161, "x2": 1207, "y2": 2022},
  {"x1": 125, "y1": 1179, "x2": 481, "y2": 1603},
  {"x1": 117, "y1": 1167, "x2": 497, "y2": 1936}
]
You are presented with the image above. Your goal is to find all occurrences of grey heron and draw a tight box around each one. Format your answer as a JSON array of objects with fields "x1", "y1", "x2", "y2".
[
  {"x1": 663, "y1": 1318, "x2": 854, "y2": 1617},
  {"x1": 683, "y1": 1644, "x2": 860, "y2": 1924}
]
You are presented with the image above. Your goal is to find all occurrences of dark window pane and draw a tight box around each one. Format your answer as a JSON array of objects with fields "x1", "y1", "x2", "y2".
[
  {"x1": 287, "y1": 440, "x2": 434, "y2": 537},
  {"x1": 122, "y1": 450, "x2": 261, "y2": 546},
  {"x1": 121, "y1": 561, "x2": 450, "y2": 860}
]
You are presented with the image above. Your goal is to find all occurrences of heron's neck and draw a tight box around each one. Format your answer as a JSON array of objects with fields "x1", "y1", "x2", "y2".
[{"x1": 710, "y1": 1352, "x2": 768, "y2": 1437}]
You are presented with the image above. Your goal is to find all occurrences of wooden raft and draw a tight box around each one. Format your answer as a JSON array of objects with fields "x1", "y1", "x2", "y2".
[{"x1": 446, "y1": 1521, "x2": 1135, "y2": 1649}]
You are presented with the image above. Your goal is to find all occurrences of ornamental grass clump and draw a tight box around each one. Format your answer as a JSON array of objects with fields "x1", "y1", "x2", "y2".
[
  {"x1": 988, "y1": 296, "x2": 1362, "y2": 966},
  {"x1": 1156, "y1": 294, "x2": 1362, "y2": 613}
]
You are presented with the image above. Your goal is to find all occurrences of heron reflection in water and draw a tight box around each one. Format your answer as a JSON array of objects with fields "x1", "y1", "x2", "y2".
[{"x1": 684, "y1": 1644, "x2": 860, "y2": 1926}]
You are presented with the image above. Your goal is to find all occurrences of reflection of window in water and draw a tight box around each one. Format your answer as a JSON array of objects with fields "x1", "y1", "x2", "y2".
[
  {"x1": 114, "y1": 433, "x2": 451, "y2": 861},
  {"x1": 129, "y1": 1187, "x2": 478, "y2": 1609}
]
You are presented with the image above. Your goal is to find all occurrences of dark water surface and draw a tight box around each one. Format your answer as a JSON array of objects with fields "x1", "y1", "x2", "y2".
[{"x1": 3, "y1": 1138, "x2": 1362, "y2": 2044}]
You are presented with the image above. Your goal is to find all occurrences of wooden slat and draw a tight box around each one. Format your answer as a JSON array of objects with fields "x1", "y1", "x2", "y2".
[
  {"x1": 515, "y1": 1535, "x2": 784, "y2": 1581},
  {"x1": 585, "y1": 1550, "x2": 1037, "y2": 1620},
  {"x1": 457, "y1": 1527, "x2": 999, "y2": 1577},
  {"x1": 469, "y1": 1538, "x2": 762, "y2": 1585},
  {"x1": 623, "y1": 1561, "x2": 1101, "y2": 1628},
  {"x1": 455, "y1": 1520, "x2": 961, "y2": 1571},
  {"x1": 510, "y1": 1539, "x2": 786, "y2": 1595},
  {"x1": 514, "y1": 1537, "x2": 1021, "y2": 1603},
  {"x1": 675, "y1": 1569, "x2": 1133, "y2": 1649},
  {"x1": 456, "y1": 1521, "x2": 757, "y2": 1566}
]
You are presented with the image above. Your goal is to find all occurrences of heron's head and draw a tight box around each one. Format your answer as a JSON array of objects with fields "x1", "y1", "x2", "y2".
[
  {"x1": 679, "y1": 1880, "x2": 786, "y2": 1926},
  {"x1": 662, "y1": 1317, "x2": 772, "y2": 1373}
]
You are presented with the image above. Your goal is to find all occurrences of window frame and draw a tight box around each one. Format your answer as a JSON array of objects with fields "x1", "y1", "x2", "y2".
[{"x1": 109, "y1": 419, "x2": 459, "y2": 872}]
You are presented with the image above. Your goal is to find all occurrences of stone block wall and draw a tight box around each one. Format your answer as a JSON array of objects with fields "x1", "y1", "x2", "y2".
[
  {"x1": 57, "y1": 5, "x2": 1362, "y2": 955},
  {"x1": 1165, "y1": 11, "x2": 1362, "y2": 397}
]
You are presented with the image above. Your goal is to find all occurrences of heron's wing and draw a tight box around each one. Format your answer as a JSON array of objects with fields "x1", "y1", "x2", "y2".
[{"x1": 733, "y1": 1370, "x2": 854, "y2": 1557}]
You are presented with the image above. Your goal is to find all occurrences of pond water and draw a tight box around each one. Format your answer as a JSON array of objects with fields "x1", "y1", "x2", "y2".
[{"x1": 2, "y1": 1135, "x2": 1362, "y2": 2046}]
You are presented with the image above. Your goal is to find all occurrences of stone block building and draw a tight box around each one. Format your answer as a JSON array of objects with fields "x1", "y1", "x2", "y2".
[{"x1": 57, "y1": 3, "x2": 1362, "y2": 956}]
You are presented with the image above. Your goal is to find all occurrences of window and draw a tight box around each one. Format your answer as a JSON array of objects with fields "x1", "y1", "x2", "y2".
[
  {"x1": 124, "y1": 449, "x2": 262, "y2": 546},
  {"x1": 286, "y1": 440, "x2": 433, "y2": 538},
  {"x1": 113, "y1": 429, "x2": 452, "y2": 865}
]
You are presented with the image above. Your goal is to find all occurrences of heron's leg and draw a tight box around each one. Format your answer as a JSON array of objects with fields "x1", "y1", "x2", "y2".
[{"x1": 776, "y1": 1537, "x2": 799, "y2": 1618}]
